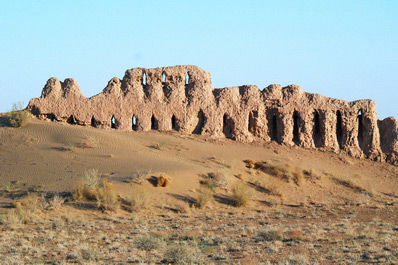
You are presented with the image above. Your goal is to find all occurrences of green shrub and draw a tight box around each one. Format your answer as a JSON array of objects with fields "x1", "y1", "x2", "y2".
[{"x1": 6, "y1": 102, "x2": 30, "y2": 127}]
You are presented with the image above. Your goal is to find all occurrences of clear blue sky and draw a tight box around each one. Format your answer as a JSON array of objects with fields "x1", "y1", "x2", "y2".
[{"x1": 1, "y1": 0, "x2": 397, "y2": 119}]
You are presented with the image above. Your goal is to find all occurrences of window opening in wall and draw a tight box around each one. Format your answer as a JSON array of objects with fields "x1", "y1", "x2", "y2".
[
  {"x1": 142, "y1": 72, "x2": 147, "y2": 85},
  {"x1": 248, "y1": 111, "x2": 258, "y2": 135},
  {"x1": 132, "y1": 115, "x2": 138, "y2": 131},
  {"x1": 162, "y1": 72, "x2": 166, "y2": 83},
  {"x1": 313, "y1": 110, "x2": 322, "y2": 147},
  {"x1": 171, "y1": 115, "x2": 178, "y2": 131},
  {"x1": 91, "y1": 116, "x2": 99, "y2": 128},
  {"x1": 67, "y1": 115, "x2": 76, "y2": 125},
  {"x1": 151, "y1": 114, "x2": 158, "y2": 130},
  {"x1": 268, "y1": 112, "x2": 278, "y2": 142},
  {"x1": 293, "y1": 111, "x2": 300, "y2": 144},
  {"x1": 111, "y1": 116, "x2": 117, "y2": 129},
  {"x1": 185, "y1": 73, "x2": 190, "y2": 85},
  {"x1": 336, "y1": 110, "x2": 343, "y2": 149},
  {"x1": 192, "y1": 110, "x2": 206, "y2": 134},
  {"x1": 358, "y1": 109, "x2": 364, "y2": 146},
  {"x1": 223, "y1": 113, "x2": 235, "y2": 139}
]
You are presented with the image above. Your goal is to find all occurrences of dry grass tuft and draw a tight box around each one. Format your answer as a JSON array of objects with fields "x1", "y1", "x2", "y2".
[
  {"x1": 256, "y1": 229, "x2": 283, "y2": 242},
  {"x1": 73, "y1": 169, "x2": 101, "y2": 201},
  {"x1": 157, "y1": 174, "x2": 170, "y2": 187},
  {"x1": 195, "y1": 186, "x2": 214, "y2": 209},
  {"x1": 231, "y1": 182, "x2": 253, "y2": 207},
  {"x1": 95, "y1": 179, "x2": 120, "y2": 211},
  {"x1": 165, "y1": 243, "x2": 206, "y2": 264},
  {"x1": 203, "y1": 171, "x2": 228, "y2": 189},
  {"x1": 127, "y1": 191, "x2": 151, "y2": 212},
  {"x1": 1, "y1": 193, "x2": 43, "y2": 225}
]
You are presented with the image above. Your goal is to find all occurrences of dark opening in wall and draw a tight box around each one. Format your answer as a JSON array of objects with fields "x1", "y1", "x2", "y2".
[
  {"x1": 162, "y1": 72, "x2": 166, "y2": 83},
  {"x1": 192, "y1": 110, "x2": 206, "y2": 135},
  {"x1": 336, "y1": 110, "x2": 343, "y2": 149},
  {"x1": 267, "y1": 110, "x2": 279, "y2": 142},
  {"x1": 248, "y1": 111, "x2": 258, "y2": 136},
  {"x1": 142, "y1": 72, "x2": 147, "y2": 86},
  {"x1": 185, "y1": 73, "x2": 190, "y2": 85},
  {"x1": 132, "y1": 115, "x2": 138, "y2": 131},
  {"x1": 151, "y1": 114, "x2": 159, "y2": 130},
  {"x1": 223, "y1": 113, "x2": 235, "y2": 139},
  {"x1": 313, "y1": 110, "x2": 322, "y2": 147},
  {"x1": 293, "y1": 111, "x2": 300, "y2": 144},
  {"x1": 45, "y1": 113, "x2": 56, "y2": 121},
  {"x1": 91, "y1": 116, "x2": 100, "y2": 128},
  {"x1": 111, "y1": 116, "x2": 117, "y2": 129},
  {"x1": 171, "y1": 115, "x2": 179, "y2": 131},
  {"x1": 67, "y1": 115, "x2": 76, "y2": 125},
  {"x1": 358, "y1": 109, "x2": 364, "y2": 146}
]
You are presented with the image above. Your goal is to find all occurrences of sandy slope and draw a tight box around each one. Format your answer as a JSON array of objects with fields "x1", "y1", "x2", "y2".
[{"x1": 1, "y1": 117, "x2": 398, "y2": 207}]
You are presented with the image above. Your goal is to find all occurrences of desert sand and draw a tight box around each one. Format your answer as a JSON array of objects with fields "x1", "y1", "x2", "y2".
[{"x1": 1, "y1": 117, "x2": 398, "y2": 264}]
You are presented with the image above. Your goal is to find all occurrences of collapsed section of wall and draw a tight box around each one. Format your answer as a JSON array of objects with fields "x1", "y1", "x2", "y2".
[{"x1": 28, "y1": 65, "x2": 397, "y2": 165}]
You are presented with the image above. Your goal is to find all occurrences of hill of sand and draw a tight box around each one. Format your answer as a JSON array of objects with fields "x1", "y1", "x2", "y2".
[{"x1": 1, "y1": 117, "x2": 398, "y2": 264}]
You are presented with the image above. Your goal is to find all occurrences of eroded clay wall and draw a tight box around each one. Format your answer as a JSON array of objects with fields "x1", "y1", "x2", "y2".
[{"x1": 28, "y1": 65, "x2": 398, "y2": 165}]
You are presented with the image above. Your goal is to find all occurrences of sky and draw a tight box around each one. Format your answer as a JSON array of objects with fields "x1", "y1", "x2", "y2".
[{"x1": 0, "y1": 0, "x2": 397, "y2": 119}]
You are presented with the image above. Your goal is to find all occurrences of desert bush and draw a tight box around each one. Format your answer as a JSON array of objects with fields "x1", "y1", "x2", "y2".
[
  {"x1": 73, "y1": 169, "x2": 101, "y2": 201},
  {"x1": 204, "y1": 171, "x2": 228, "y2": 189},
  {"x1": 195, "y1": 186, "x2": 214, "y2": 209},
  {"x1": 47, "y1": 195, "x2": 65, "y2": 210},
  {"x1": 257, "y1": 230, "x2": 283, "y2": 242},
  {"x1": 231, "y1": 182, "x2": 253, "y2": 207},
  {"x1": 134, "y1": 235, "x2": 164, "y2": 251},
  {"x1": 128, "y1": 191, "x2": 151, "y2": 212},
  {"x1": 157, "y1": 173, "x2": 170, "y2": 187},
  {"x1": 292, "y1": 169, "x2": 304, "y2": 186},
  {"x1": 303, "y1": 168, "x2": 319, "y2": 181},
  {"x1": 126, "y1": 169, "x2": 151, "y2": 184},
  {"x1": 96, "y1": 179, "x2": 120, "y2": 211},
  {"x1": 1, "y1": 193, "x2": 43, "y2": 225},
  {"x1": 6, "y1": 102, "x2": 30, "y2": 127},
  {"x1": 164, "y1": 243, "x2": 206, "y2": 265}
]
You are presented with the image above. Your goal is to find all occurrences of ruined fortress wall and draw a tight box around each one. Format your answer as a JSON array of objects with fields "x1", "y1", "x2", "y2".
[{"x1": 28, "y1": 65, "x2": 398, "y2": 165}]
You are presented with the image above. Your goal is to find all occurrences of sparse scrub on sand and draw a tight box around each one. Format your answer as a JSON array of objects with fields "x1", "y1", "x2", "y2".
[
  {"x1": 245, "y1": 159, "x2": 316, "y2": 185},
  {"x1": 284, "y1": 229, "x2": 303, "y2": 241},
  {"x1": 126, "y1": 169, "x2": 151, "y2": 184},
  {"x1": 203, "y1": 171, "x2": 228, "y2": 189},
  {"x1": 253, "y1": 177, "x2": 285, "y2": 199},
  {"x1": 95, "y1": 179, "x2": 120, "y2": 211},
  {"x1": 73, "y1": 169, "x2": 101, "y2": 201},
  {"x1": 303, "y1": 168, "x2": 320, "y2": 181},
  {"x1": 256, "y1": 229, "x2": 283, "y2": 242},
  {"x1": 1, "y1": 193, "x2": 43, "y2": 225},
  {"x1": 134, "y1": 235, "x2": 164, "y2": 251},
  {"x1": 164, "y1": 243, "x2": 206, "y2": 265},
  {"x1": 157, "y1": 173, "x2": 170, "y2": 187},
  {"x1": 231, "y1": 182, "x2": 253, "y2": 207},
  {"x1": 152, "y1": 141, "x2": 166, "y2": 150},
  {"x1": 6, "y1": 102, "x2": 30, "y2": 128},
  {"x1": 195, "y1": 186, "x2": 214, "y2": 209},
  {"x1": 127, "y1": 191, "x2": 151, "y2": 212},
  {"x1": 332, "y1": 176, "x2": 372, "y2": 196},
  {"x1": 47, "y1": 194, "x2": 65, "y2": 210}
]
